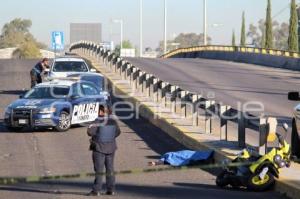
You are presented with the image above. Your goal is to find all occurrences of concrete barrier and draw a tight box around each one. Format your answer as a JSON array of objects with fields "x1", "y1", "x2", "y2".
[{"x1": 171, "y1": 50, "x2": 300, "y2": 71}]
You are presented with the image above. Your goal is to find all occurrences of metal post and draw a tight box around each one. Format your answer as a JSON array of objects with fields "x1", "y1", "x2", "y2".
[
  {"x1": 192, "y1": 95, "x2": 200, "y2": 126},
  {"x1": 164, "y1": 0, "x2": 167, "y2": 54},
  {"x1": 140, "y1": 0, "x2": 143, "y2": 57},
  {"x1": 120, "y1": 20, "x2": 123, "y2": 50},
  {"x1": 203, "y1": 0, "x2": 207, "y2": 45},
  {"x1": 220, "y1": 105, "x2": 230, "y2": 141},
  {"x1": 238, "y1": 112, "x2": 246, "y2": 148}
]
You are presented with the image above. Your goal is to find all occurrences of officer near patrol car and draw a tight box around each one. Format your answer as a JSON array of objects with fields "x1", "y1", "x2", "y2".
[
  {"x1": 30, "y1": 58, "x2": 49, "y2": 88},
  {"x1": 87, "y1": 105, "x2": 121, "y2": 196}
]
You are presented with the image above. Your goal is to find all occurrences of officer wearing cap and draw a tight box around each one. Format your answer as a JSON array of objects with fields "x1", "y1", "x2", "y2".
[{"x1": 87, "y1": 105, "x2": 121, "y2": 196}]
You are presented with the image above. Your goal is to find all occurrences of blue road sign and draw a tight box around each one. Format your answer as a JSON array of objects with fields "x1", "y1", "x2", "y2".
[{"x1": 51, "y1": 31, "x2": 64, "y2": 50}]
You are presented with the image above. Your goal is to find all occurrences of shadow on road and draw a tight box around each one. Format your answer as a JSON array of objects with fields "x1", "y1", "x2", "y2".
[
  {"x1": 0, "y1": 180, "x2": 285, "y2": 199},
  {"x1": 0, "y1": 90, "x2": 27, "y2": 96},
  {"x1": 114, "y1": 97, "x2": 186, "y2": 157}
]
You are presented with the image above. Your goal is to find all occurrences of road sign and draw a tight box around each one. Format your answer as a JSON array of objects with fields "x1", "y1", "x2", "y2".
[{"x1": 51, "y1": 31, "x2": 64, "y2": 50}]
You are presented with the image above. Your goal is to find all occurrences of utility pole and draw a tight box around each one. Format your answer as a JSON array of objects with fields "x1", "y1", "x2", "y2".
[
  {"x1": 203, "y1": 0, "x2": 207, "y2": 45},
  {"x1": 140, "y1": 0, "x2": 143, "y2": 57},
  {"x1": 164, "y1": 0, "x2": 167, "y2": 54}
]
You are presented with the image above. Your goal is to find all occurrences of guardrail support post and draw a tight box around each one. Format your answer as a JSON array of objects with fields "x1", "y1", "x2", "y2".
[
  {"x1": 170, "y1": 86, "x2": 178, "y2": 113},
  {"x1": 138, "y1": 72, "x2": 145, "y2": 93},
  {"x1": 180, "y1": 91, "x2": 189, "y2": 118},
  {"x1": 152, "y1": 78, "x2": 160, "y2": 102},
  {"x1": 204, "y1": 100, "x2": 215, "y2": 134},
  {"x1": 160, "y1": 82, "x2": 169, "y2": 106},
  {"x1": 219, "y1": 105, "x2": 230, "y2": 141},
  {"x1": 238, "y1": 113, "x2": 246, "y2": 148}
]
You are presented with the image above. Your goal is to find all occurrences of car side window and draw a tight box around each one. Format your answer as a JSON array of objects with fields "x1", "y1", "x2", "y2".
[
  {"x1": 71, "y1": 83, "x2": 82, "y2": 97},
  {"x1": 81, "y1": 83, "x2": 99, "y2": 96}
]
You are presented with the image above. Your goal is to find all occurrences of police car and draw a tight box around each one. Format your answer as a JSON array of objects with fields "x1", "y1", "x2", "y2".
[
  {"x1": 288, "y1": 92, "x2": 300, "y2": 159},
  {"x1": 4, "y1": 79, "x2": 107, "y2": 132},
  {"x1": 47, "y1": 57, "x2": 97, "y2": 78}
]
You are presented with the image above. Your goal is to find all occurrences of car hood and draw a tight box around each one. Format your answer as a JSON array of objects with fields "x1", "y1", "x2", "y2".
[
  {"x1": 9, "y1": 99, "x2": 65, "y2": 109},
  {"x1": 50, "y1": 72, "x2": 89, "y2": 78}
]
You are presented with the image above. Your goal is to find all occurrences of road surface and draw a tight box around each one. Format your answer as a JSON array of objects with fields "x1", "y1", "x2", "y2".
[
  {"x1": 126, "y1": 57, "x2": 300, "y2": 122},
  {"x1": 0, "y1": 59, "x2": 288, "y2": 199}
]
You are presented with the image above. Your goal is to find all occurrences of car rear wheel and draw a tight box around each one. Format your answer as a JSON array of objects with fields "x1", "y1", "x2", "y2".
[{"x1": 55, "y1": 111, "x2": 71, "y2": 132}]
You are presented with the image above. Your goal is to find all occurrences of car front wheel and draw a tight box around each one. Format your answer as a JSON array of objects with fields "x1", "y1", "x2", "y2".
[{"x1": 55, "y1": 111, "x2": 71, "y2": 132}]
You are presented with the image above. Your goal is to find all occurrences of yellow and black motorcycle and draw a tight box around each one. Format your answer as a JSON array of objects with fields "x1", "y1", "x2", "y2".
[{"x1": 216, "y1": 124, "x2": 291, "y2": 191}]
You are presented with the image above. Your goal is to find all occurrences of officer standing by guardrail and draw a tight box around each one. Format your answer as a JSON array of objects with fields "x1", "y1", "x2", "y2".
[
  {"x1": 87, "y1": 105, "x2": 121, "y2": 196},
  {"x1": 30, "y1": 58, "x2": 49, "y2": 88}
]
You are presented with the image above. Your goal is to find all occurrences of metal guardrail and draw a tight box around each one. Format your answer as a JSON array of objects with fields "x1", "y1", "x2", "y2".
[
  {"x1": 161, "y1": 45, "x2": 300, "y2": 59},
  {"x1": 70, "y1": 40, "x2": 277, "y2": 155}
]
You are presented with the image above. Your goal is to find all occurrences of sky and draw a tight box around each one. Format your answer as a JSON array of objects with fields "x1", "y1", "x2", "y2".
[{"x1": 0, "y1": 0, "x2": 292, "y2": 49}]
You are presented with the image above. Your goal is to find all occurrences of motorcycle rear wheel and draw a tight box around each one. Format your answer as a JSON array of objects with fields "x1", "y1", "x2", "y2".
[{"x1": 247, "y1": 172, "x2": 275, "y2": 191}]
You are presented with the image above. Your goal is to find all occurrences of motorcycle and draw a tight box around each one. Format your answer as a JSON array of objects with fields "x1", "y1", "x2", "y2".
[{"x1": 216, "y1": 123, "x2": 291, "y2": 191}]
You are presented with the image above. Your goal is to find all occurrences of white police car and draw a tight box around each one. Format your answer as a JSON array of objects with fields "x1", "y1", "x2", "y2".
[
  {"x1": 47, "y1": 57, "x2": 96, "y2": 78},
  {"x1": 4, "y1": 79, "x2": 107, "y2": 132}
]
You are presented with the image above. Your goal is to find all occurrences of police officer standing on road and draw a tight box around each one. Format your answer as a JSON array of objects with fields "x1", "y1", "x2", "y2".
[
  {"x1": 87, "y1": 105, "x2": 121, "y2": 196},
  {"x1": 30, "y1": 58, "x2": 49, "y2": 88}
]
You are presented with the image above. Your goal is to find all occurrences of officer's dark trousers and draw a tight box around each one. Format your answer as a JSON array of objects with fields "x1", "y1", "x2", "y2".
[
  {"x1": 30, "y1": 72, "x2": 41, "y2": 88},
  {"x1": 92, "y1": 151, "x2": 115, "y2": 192}
]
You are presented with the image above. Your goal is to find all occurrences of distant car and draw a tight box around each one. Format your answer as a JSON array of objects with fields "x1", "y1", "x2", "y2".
[
  {"x1": 288, "y1": 92, "x2": 300, "y2": 159},
  {"x1": 4, "y1": 79, "x2": 107, "y2": 132},
  {"x1": 47, "y1": 57, "x2": 96, "y2": 78}
]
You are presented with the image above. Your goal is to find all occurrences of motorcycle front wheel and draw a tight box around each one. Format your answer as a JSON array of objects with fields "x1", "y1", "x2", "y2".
[
  {"x1": 247, "y1": 172, "x2": 275, "y2": 191},
  {"x1": 216, "y1": 170, "x2": 230, "y2": 187}
]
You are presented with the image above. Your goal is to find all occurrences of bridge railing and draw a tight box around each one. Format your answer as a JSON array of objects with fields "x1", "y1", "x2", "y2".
[
  {"x1": 70, "y1": 40, "x2": 276, "y2": 155},
  {"x1": 161, "y1": 45, "x2": 300, "y2": 59}
]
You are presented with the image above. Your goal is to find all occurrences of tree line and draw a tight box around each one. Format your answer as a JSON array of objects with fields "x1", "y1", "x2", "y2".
[
  {"x1": 233, "y1": 0, "x2": 298, "y2": 52},
  {"x1": 0, "y1": 18, "x2": 46, "y2": 58}
]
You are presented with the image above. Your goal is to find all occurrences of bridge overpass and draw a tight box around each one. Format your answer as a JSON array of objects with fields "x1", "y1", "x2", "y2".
[{"x1": 125, "y1": 57, "x2": 299, "y2": 121}]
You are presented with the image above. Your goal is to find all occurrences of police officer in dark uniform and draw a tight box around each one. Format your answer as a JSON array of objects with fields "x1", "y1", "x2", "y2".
[
  {"x1": 87, "y1": 105, "x2": 121, "y2": 196},
  {"x1": 30, "y1": 58, "x2": 49, "y2": 88}
]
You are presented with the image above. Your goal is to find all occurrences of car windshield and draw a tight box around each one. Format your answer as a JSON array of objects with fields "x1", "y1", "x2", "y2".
[
  {"x1": 52, "y1": 61, "x2": 88, "y2": 72},
  {"x1": 24, "y1": 86, "x2": 70, "y2": 99}
]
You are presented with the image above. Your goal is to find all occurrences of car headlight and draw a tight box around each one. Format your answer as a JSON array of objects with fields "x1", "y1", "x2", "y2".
[{"x1": 39, "y1": 107, "x2": 56, "y2": 114}]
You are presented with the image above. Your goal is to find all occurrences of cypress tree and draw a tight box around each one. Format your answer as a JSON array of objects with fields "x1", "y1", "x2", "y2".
[
  {"x1": 288, "y1": 0, "x2": 299, "y2": 51},
  {"x1": 240, "y1": 12, "x2": 246, "y2": 46},
  {"x1": 232, "y1": 30, "x2": 236, "y2": 46},
  {"x1": 265, "y1": 0, "x2": 273, "y2": 49}
]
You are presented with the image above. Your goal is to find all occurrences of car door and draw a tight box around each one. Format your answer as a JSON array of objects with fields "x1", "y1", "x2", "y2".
[
  {"x1": 71, "y1": 82, "x2": 100, "y2": 124},
  {"x1": 69, "y1": 82, "x2": 91, "y2": 124}
]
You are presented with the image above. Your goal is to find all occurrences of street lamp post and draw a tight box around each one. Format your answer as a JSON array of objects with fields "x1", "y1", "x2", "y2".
[
  {"x1": 164, "y1": 0, "x2": 167, "y2": 54},
  {"x1": 113, "y1": 19, "x2": 123, "y2": 49},
  {"x1": 203, "y1": 0, "x2": 207, "y2": 45},
  {"x1": 140, "y1": 0, "x2": 143, "y2": 57}
]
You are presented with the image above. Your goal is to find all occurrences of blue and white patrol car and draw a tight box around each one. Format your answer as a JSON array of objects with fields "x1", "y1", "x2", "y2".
[{"x1": 4, "y1": 79, "x2": 107, "y2": 132}]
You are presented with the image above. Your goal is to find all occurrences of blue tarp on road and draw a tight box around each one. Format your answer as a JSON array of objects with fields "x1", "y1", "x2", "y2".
[{"x1": 160, "y1": 150, "x2": 214, "y2": 166}]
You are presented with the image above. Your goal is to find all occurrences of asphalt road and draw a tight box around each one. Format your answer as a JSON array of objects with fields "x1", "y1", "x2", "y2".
[
  {"x1": 0, "y1": 59, "x2": 288, "y2": 199},
  {"x1": 126, "y1": 57, "x2": 300, "y2": 121}
]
